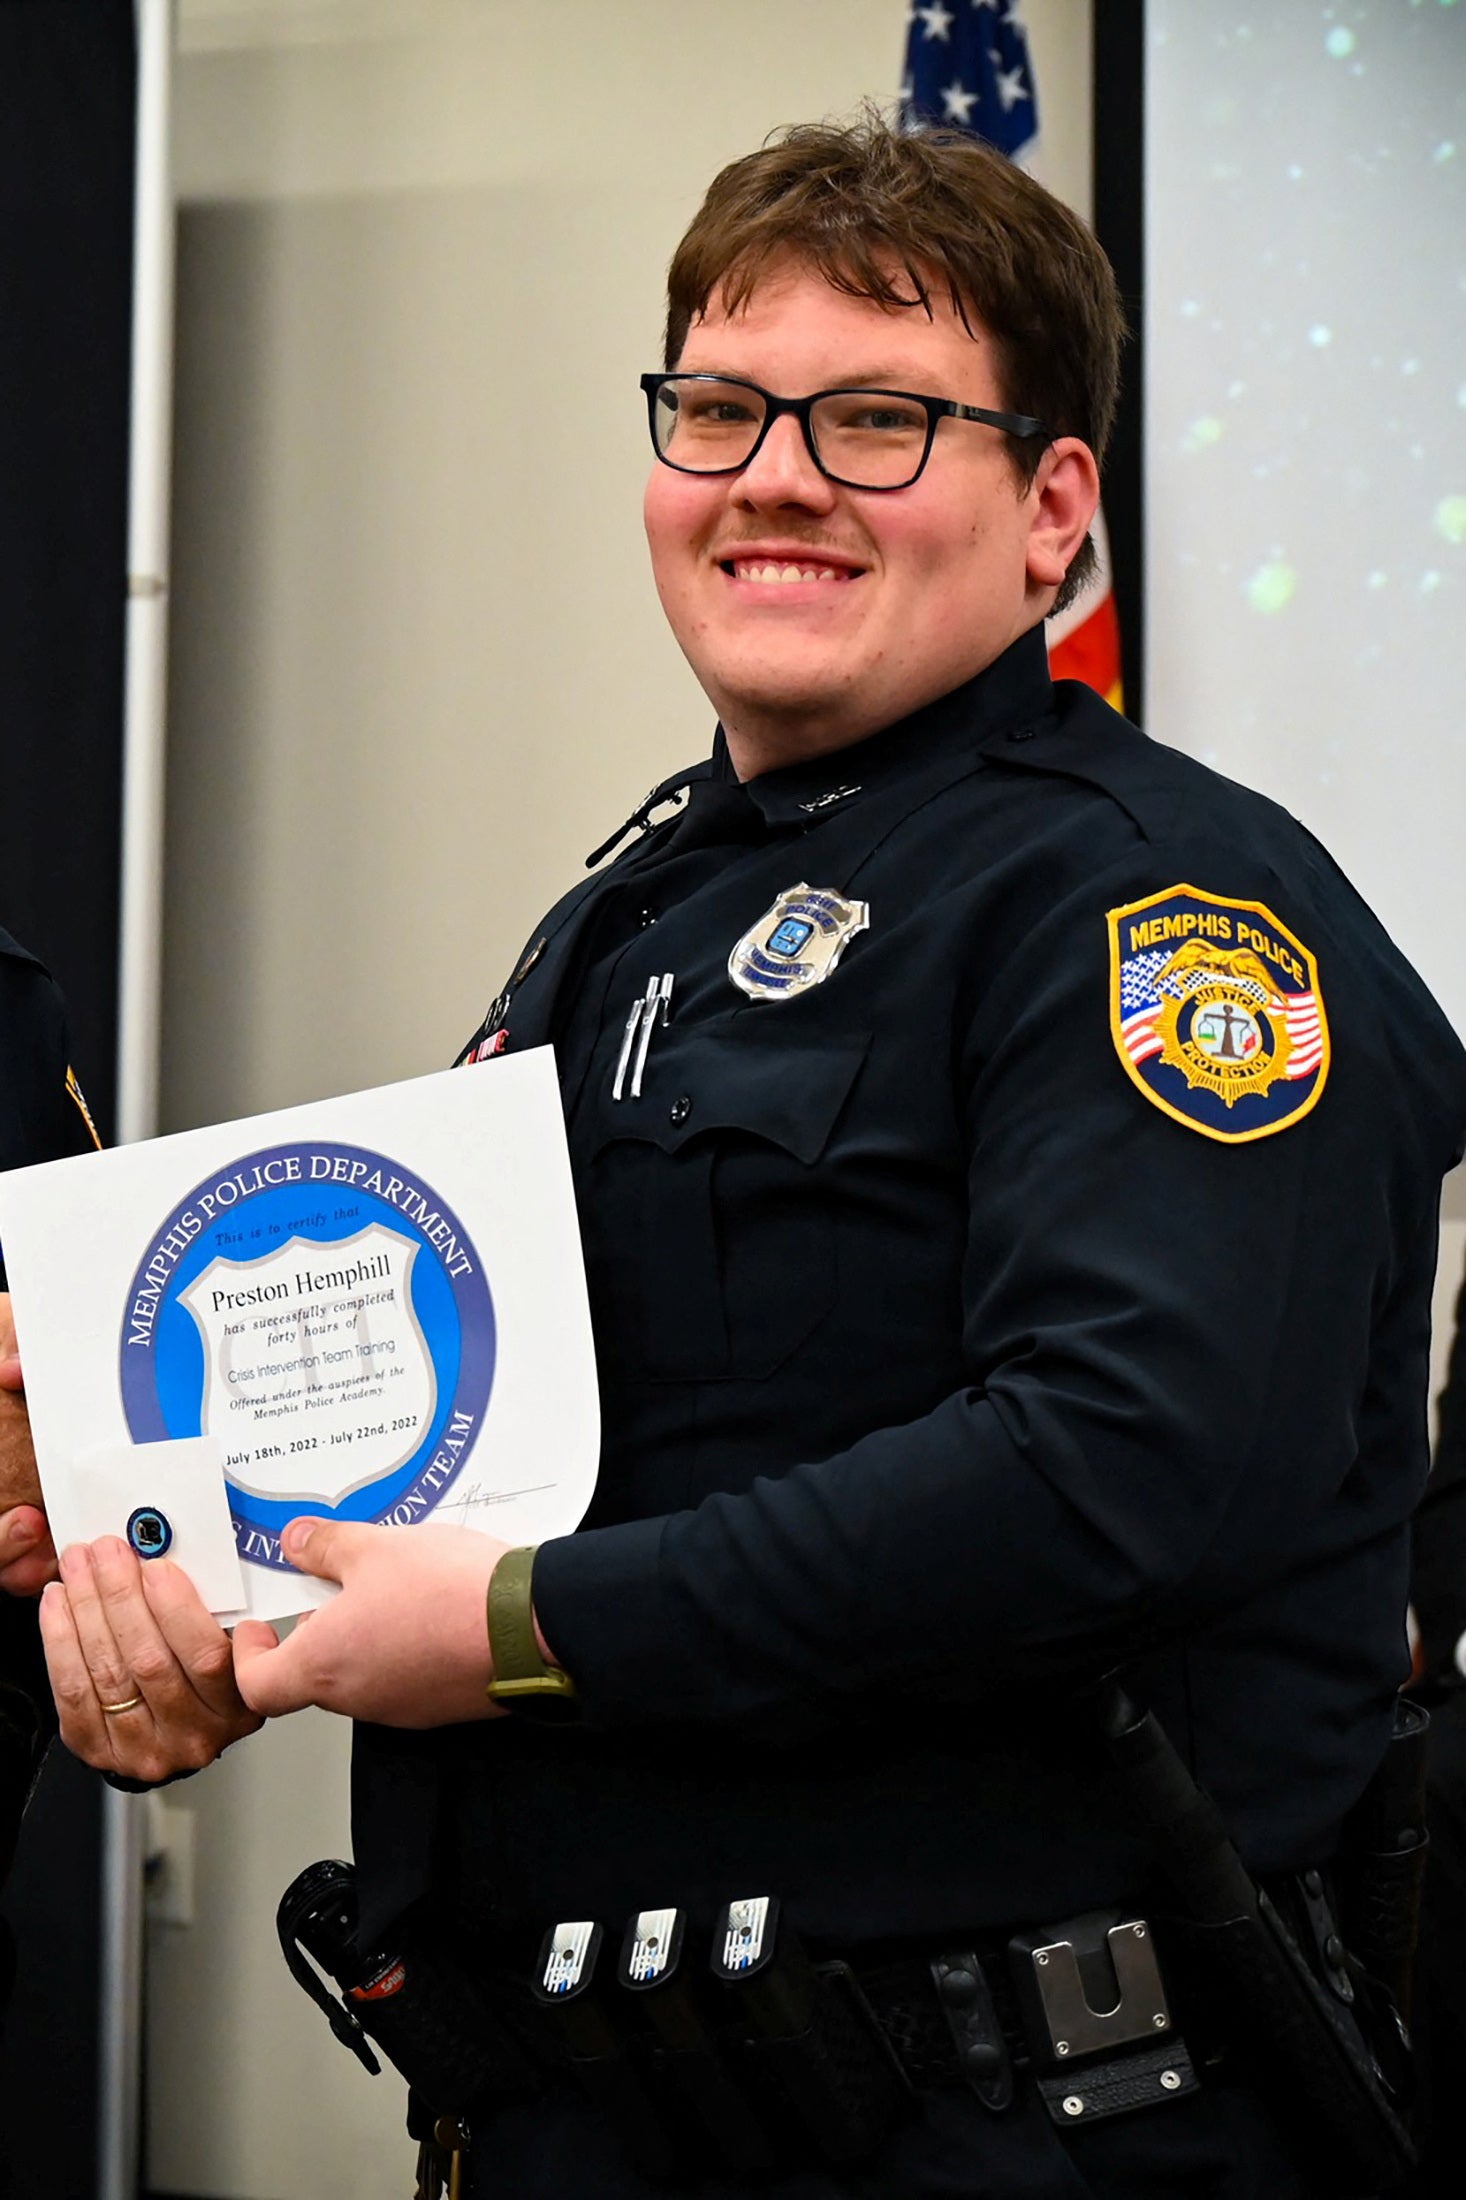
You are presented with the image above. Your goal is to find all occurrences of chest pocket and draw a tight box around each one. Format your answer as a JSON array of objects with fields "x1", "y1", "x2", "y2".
[{"x1": 587, "y1": 1033, "x2": 869, "y2": 1383}]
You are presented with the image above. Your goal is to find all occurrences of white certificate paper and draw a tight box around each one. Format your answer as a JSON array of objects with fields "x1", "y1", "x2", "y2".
[{"x1": 0, "y1": 1052, "x2": 599, "y2": 1621}]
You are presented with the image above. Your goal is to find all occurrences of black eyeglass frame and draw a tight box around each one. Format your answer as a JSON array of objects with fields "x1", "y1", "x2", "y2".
[{"x1": 639, "y1": 371, "x2": 1051, "y2": 491}]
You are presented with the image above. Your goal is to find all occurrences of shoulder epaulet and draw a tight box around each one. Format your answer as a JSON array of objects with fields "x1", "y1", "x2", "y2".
[
  {"x1": 66, "y1": 1065, "x2": 103, "y2": 1150},
  {"x1": 978, "y1": 682, "x2": 1196, "y2": 846}
]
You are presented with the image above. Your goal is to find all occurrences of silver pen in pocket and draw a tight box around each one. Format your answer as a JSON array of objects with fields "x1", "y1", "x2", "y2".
[
  {"x1": 630, "y1": 973, "x2": 674, "y2": 1098},
  {"x1": 611, "y1": 994, "x2": 645, "y2": 1101}
]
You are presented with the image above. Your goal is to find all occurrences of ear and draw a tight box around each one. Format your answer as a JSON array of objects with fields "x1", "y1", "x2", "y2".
[{"x1": 1024, "y1": 437, "x2": 1101, "y2": 597}]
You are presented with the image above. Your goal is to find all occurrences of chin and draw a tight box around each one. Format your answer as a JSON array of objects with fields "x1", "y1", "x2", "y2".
[
  {"x1": 706, "y1": 652, "x2": 860, "y2": 725},
  {"x1": 720, "y1": 688, "x2": 853, "y2": 742}
]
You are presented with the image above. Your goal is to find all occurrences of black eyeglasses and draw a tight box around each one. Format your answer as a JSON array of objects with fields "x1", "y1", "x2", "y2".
[{"x1": 640, "y1": 372, "x2": 1050, "y2": 492}]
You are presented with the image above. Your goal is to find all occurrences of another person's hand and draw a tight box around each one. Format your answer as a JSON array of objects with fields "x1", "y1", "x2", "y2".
[
  {"x1": 40, "y1": 1537, "x2": 268, "y2": 1782},
  {"x1": 0, "y1": 1289, "x2": 55, "y2": 1596},
  {"x1": 233, "y1": 1517, "x2": 510, "y2": 1728}
]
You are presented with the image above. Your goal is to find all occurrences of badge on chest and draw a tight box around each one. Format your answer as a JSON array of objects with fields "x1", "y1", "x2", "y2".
[{"x1": 729, "y1": 885, "x2": 870, "y2": 1002}]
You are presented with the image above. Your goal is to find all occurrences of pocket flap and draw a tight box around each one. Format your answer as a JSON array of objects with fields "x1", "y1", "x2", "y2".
[{"x1": 599, "y1": 1032, "x2": 869, "y2": 1163}]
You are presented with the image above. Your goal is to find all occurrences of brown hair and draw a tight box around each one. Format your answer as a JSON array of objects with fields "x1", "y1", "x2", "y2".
[{"x1": 663, "y1": 113, "x2": 1126, "y2": 609}]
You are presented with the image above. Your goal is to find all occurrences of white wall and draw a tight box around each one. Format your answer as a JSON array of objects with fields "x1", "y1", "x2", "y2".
[{"x1": 151, "y1": 6, "x2": 1094, "y2": 2193}]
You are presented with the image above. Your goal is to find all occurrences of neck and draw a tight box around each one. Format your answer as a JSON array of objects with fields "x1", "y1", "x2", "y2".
[
  {"x1": 713, "y1": 611, "x2": 1052, "y2": 783},
  {"x1": 719, "y1": 707, "x2": 886, "y2": 783}
]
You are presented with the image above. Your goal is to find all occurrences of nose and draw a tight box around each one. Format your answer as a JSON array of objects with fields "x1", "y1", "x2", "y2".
[{"x1": 732, "y1": 410, "x2": 838, "y2": 514}]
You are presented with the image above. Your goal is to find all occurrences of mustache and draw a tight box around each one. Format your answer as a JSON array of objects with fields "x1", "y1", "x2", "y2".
[{"x1": 714, "y1": 538, "x2": 866, "y2": 562}]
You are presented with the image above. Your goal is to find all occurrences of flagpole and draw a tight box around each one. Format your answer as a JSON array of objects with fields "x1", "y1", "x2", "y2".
[
  {"x1": 117, "y1": 0, "x2": 174, "y2": 1154},
  {"x1": 102, "y1": 2, "x2": 176, "y2": 2193}
]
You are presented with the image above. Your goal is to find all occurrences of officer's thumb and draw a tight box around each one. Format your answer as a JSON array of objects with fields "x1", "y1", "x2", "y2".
[
  {"x1": 281, "y1": 1514, "x2": 360, "y2": 1582},
  {"x1": 230, "y1": 1619, "x2": 280, "y2": 1663}
]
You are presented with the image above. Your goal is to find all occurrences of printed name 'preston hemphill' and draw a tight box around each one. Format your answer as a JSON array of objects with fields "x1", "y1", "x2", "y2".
[
  {"x1": 125, "y1": 1148, "x2": 477, "y2": 1350},
  {"x1": 207, "y1": 1250, "x2": 394, "y2": 1315}
]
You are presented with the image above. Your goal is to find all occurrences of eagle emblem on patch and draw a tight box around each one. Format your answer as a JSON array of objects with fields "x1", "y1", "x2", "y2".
[
  {"x1": 729, "y1": 884, "x2": 869, "y2": 1002},
  {"x1": 1108, "y1": 884, "x2": 1330, "y2": 1143}
]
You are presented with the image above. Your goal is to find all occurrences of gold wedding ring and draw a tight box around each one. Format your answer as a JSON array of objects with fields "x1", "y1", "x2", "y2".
[{"x1": 100, "y1": 1695, "x2": 143, "y2": 1716}]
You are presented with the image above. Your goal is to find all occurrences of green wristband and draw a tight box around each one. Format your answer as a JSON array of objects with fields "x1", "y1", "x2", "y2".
[{"x1": 486, "y1": 1544, "x2": 578, "y2": 1706}]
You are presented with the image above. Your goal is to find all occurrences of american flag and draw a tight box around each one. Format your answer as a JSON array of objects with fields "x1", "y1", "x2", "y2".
[
  {"x1": 1118, "y1": 949, "x2": 1178, "y2": 1065},
  {"x1": 899, "y1": 0, "x2": 1038, "y2": 157},
  {"x1": 1119, "y1": 950, "x2": 1324, "y2": 1082},
  {"x1": 1278, "y1": 993, "x2": 1325, "y2": 1080}
]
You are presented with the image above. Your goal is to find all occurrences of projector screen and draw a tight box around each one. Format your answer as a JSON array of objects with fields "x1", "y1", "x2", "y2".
[{"x1": 1146, "y1": 1, "x2": 1466, "y2": 1046}]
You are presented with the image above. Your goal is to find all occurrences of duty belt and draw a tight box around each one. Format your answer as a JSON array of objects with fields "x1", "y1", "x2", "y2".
[
  {"x1": 279, "y1": 1861, "x2": 1404, "y2": 2194},
  {"x1": 435, "y1": 1899, "x2": 1200, "y2": 2189}
]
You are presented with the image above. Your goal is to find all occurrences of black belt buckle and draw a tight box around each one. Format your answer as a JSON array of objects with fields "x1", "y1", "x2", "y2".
[{"x1": 1009, "y1": 1909, "x2": 1199, "y2": 2131}]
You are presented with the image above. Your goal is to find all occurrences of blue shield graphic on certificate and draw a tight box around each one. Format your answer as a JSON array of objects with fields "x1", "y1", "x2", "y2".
[
  {"x1": 120, "y1": 1141, "x2": 496, "y2": 1571},
  {"x1": 179, "y1": 1224, "x2": 438, "y2": 1506}
]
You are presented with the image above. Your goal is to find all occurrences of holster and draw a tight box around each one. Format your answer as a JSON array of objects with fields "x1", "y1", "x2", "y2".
[
  {"x1": 1337, "y1": 1696, "x2": 1431, "y2": 2024},
  {"x1": 1099, "y1": 1682, "x2": 1418, "y2": 2197}
]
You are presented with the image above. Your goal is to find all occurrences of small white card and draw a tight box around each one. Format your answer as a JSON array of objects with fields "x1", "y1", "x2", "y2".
[
  {"x1": 0, "y1": 1052, "x2": 599, "y2": 1624},
  {"x1": 70, "y1": 1437, "x2": 246, "y2": 1614}
]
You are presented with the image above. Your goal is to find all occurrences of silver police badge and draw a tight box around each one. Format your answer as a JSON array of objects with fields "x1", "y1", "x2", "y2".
[{"x1": 728, "y1": 884, "x2": 869, "y2": 1002}]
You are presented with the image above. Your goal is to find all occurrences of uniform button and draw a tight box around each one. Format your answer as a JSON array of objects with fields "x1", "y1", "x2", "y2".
[
  {"x1": 639, "y1": 908, "x2": 658, "y2": 929},
  {"x1": 939, "y1": 1967, "x2": 978, "y2": 2007},
  {"x1": 669, "y1": 1095, "x2": 693, "y2": 1127}
]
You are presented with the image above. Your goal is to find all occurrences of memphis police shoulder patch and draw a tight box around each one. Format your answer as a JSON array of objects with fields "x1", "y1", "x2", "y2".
[{"x1": 1108, "y1": 884, "x2": 1330, "y2": 1143}]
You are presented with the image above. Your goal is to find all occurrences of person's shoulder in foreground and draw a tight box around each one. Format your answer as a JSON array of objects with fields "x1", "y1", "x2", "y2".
[{"x1": 0, "y1": 928, "x2": 98, "y2": 1186}]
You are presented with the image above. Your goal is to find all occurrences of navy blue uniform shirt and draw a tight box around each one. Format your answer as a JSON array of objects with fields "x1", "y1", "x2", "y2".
[
  {"x1": 0, "y1": 931, "x2": 95, "y2": 1240},
  {"x1": 355, "y1": 628, "x2": 1466, "y2": 1954}
]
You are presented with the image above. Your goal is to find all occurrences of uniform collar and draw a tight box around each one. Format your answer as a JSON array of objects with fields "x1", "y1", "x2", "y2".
[{"x1": 715, "y1": 623, "x2": 1054, "y2": 829}]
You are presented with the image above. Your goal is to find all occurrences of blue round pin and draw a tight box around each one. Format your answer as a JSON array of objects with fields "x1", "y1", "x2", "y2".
[{"x1": 126, "y1": 1506, "x2": 173, "y2": 1560}]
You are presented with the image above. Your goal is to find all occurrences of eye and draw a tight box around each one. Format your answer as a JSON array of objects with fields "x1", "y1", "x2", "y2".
[
  {"x1": 859, "y1": 405, "x2": 923, "y2": 432},
  {"x1": 682, "y1": 392, "x2": 760, "y2": 427},
  {"x1": 817, "y1": 393, "x2": 928, "y2": 437}
]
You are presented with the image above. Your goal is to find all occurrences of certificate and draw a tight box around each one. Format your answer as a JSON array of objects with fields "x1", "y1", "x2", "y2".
[{"x1": 0, "y1": 1051, "x2": 599, "y2": 1621}]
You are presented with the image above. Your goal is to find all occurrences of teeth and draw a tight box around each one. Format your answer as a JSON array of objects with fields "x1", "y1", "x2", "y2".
[{"x1": 735, "y1": 561, "x2": 849, "y2": 584}]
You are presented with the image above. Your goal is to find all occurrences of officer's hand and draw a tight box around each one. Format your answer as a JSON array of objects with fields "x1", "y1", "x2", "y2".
[
  {"x1": 40, "y1": 1538, "x2": 267, "y2": 1781},
  {"x1": 0, "y1": 1292, "x2": 55, "y2": 1596},
  {"x1": 232, "y1": 1516, "x2": 510, "y2": 1728}
]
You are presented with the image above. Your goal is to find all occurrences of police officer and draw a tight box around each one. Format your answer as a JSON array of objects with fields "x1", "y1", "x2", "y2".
[
  {"x1": 45, "y1": 120, "x2": 1466, "y2": 2196},
  {"x1": 0, "y1": 928, "x2": 103, "y2": 2037}
]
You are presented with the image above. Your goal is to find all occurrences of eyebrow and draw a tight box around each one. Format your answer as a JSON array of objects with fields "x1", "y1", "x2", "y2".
[
  {"x1": 680, "y1": 367, "x2": 958, "y2": 396},
  {"x1": 827, "y1": 368, "x2": 942, "y2": 387}
]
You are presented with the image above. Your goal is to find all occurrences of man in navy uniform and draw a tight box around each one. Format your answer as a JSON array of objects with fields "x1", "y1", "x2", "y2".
[{"x1": 40, "y1": 120, "x2": 1466, "y2": 2195}]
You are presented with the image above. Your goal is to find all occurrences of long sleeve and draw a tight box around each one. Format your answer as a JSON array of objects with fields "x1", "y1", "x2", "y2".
[{"x1": 535, "y1": 840, "x2": 1452, "y2": 1733}]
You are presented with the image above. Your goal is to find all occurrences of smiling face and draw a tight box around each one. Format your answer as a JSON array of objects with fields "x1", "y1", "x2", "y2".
[{"x1": 643, "y1": 260, "x2": 1098, "y2": 778}]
